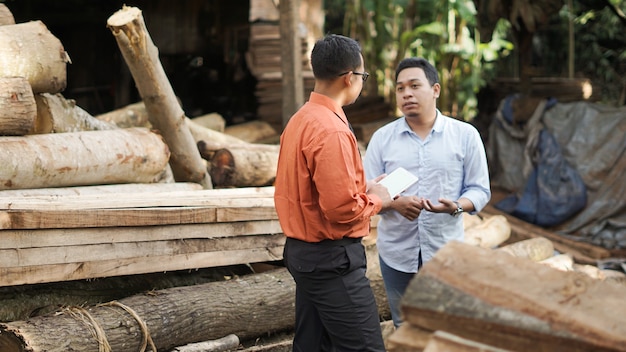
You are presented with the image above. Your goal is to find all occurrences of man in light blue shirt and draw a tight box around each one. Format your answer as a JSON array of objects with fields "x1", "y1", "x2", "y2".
[{"x1": 363, "y1": 57, "x2": 491, "y2": 327}]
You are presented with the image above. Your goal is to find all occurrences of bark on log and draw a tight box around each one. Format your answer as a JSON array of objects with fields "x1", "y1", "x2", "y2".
[
  {"x1": 0, "y1": 241, "x2": 389, "y2": 352},
  {"x1": 224, "y1": 120, "x2": 278, "y2": 143},
  {"x1": 0, "y1": 77, "x2": 36, "y2": 136},
  {"x1": 401, "y1": 241, "x2": 626, "y2": 351},
  {"x1": 464, "y1": 215, "x2": 511, "y2": 249},
  {"x1": 33, "y1": 93, "x2": 116, "y2": 134},
  {"x1": 188, "y1": 117, "x2": 248, "y2": 145},
  {"x1": 0, "y1": 21, "x2": 68, "y2": 93},
  {"x1": 0, "y1": 128, "x2": 170, "y2": 190},
  {"x1": 96, "y1": 102, "x2": 226, "y2": 134},
  {"x1": 107, "y1": 6, "x2": 210, "y2": 188},
  {"x1": 95, "y1": 101, "x2": 151, "y2": 128},
  {"x1": 190, "y1": 113, "x2": 226, "y2": 133},
  {"x1": 0, "y1": 266, "x2": 251, "y2": 323},
  {"x1": 0, "y1": 4, "x2": 15, "y2": 26},
  {"x1": 198, "y1": 140, "x2": 279, "y2": 188}
]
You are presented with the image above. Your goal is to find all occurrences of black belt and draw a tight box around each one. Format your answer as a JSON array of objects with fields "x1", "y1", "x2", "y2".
[{"x1": 316, "y1": 237, "x2": 362, "y2": 247}]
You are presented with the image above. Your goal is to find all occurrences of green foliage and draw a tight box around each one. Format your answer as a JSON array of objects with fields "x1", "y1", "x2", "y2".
[{"x1": 338, "y1": 0, "x2": 512, "y2": 121}]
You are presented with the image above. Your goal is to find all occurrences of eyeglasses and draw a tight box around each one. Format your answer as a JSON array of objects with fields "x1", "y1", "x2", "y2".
[{"x1": 338, "y1": 71, "x2": 370, "y2": 83}]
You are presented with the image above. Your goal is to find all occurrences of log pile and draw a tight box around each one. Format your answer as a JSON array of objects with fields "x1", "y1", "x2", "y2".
[{"x1": 386, "y1": 214, "x2": 626, "y2": 352}]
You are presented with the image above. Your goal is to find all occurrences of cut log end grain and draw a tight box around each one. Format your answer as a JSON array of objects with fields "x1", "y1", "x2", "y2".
[
  {"x1": 106, "y1": 6, "x2": 142, "y2": 27},
  {"x1": 209, "y1": 149, "x2": 236, "y2": 187}
]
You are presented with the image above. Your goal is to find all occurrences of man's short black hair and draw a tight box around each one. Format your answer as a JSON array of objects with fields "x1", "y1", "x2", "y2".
[
  {"x1": 310, "y1": 34, "x2": 362, "y2": 80},
  {"x1": 396, "y1": 57, "x2": 439, "y2": 86}
]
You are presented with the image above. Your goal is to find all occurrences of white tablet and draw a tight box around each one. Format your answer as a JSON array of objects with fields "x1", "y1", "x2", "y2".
[{"x1": 376, "y1": 167, "x2": 419, "y2": 198}]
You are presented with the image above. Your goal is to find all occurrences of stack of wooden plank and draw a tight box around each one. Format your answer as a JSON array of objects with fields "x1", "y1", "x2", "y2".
[
  {"x1": 0, "y1": 186, "x2": 282, "y2": 287},
  {"x1": 246, "y1": 22, "x2": 315, "y2": 130}
]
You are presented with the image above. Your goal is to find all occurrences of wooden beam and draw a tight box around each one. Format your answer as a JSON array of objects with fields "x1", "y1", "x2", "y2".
[{"x1": 279, "y1": 0, "x2": 303, "y2": 127}]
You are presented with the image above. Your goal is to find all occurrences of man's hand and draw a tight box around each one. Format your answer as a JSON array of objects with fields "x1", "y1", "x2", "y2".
[
  {"x1": 422, "y1": 198, "x2": 456, "y2": 214},
  {"x1": 391, "y1": 195, "x2": 423, "y2": 221},
  {"x1": 367, "y1": 174, "x2": 392, "y2": 209}
]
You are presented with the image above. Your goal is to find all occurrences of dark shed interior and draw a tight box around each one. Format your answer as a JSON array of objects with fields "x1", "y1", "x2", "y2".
[{"x1": 6, "y1": 0, "x2": 258, "y2": 124}]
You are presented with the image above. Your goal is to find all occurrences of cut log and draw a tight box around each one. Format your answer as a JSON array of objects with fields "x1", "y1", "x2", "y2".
[
  {"x1": 496, "y1": 237, "x2": 554, "y2": 261},
  {"x1": 462, "y1": 212, "x2": 483, "y2": 230},
  {"x1": 401, "y1": 241, "x2": 626, "y2": 351},
  {"x1": 95, "y1": 100, "x2": 150, "y2": 128},
  {"x1": 188, "y1": 117, "x2": 248, "y2": 145},
  {"x1": 539, "y1": 253, "x2": 574, "y2": 271},
  {"x1": 0, "y1": 253, "x2": 389, "y2": 352},
  {"x1": 198, "y1": 140, "x2": 279, "y2": 188},
  {"x1": 0, "y1": 77, "x2": 36, "y2": 136},
  {"x1": 107, "y1": 6, "x2": 210, "y2": 188},
  {"x1": 190, "y1": 112, "x2": 226, "y2": 133},
  {"x1": 0, "y1": 266, "x2": 252, "y2": 323},
  {"x1": 0, "y1": 20, "x2": 69, "y2": 93},
  {"x1": 0, "y1": 4, "x2": 15, "y2": 25},
  {"x1": 481, "y1": 204, "x2": 610, "y2": 264},
  {"x1": 464, "y1": 214, "x2": 511, "y2": 248},
  {"x1": 224, "y1": 120, "x2": 278, "y2": 143},
  {"x1": 0, "y1": 128, "x2": 170, "y2": 191},
  {"x1": 33, "y1": 93, "x2": 116, "y2": 133}
]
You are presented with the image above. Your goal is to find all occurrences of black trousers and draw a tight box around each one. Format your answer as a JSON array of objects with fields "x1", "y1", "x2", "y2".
[{"x1": 284, "y1": 237, "x2": 385, "y2": 352}]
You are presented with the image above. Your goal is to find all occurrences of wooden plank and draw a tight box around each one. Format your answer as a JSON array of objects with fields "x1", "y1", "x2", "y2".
[
  {"x1": 387, "y1": 323, "x2": 432, "y2": 351},
  {"x1": 0, "y1": 244, "x2": 285, "y2": 286},
  {"x1": 0, "y1": 190, "x2": 276, "y2": 210},
  {"x1": 423, "y1": 331, "x2": 511, "y2": 352},
  {"x1": 0, "y1": 220, "x2": 282, "y2": 249},
  {"x1": 0, "y1": 205, "x2": 277, "y2": 229},
  {"x1": 405, "y1": 241, "x2": 626, "y2": 351},
  {"x1": 0, "y1": 182, "x2": 203, "y2": 197},
  {"x1": 0, "y1": 233, "x2": 285, "y2": 267}
]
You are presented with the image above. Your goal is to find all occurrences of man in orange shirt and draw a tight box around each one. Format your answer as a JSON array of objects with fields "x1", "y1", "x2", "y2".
[{"x1": 274, "y1": 34, "x2": 392, "y2": 352}]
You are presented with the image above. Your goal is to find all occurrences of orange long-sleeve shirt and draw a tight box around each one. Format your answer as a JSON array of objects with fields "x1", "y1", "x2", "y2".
[{"x1": 274, "y1": 92, "x2": 382, "y2": 243}]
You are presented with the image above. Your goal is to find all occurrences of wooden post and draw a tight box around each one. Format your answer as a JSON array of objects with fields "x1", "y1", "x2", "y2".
[
  {"x1": 279, "y1": 0, "x2": 303, "y2": 127},
  {"x1": 106, "y1": 6, "x2": 212, "y2": 189}
]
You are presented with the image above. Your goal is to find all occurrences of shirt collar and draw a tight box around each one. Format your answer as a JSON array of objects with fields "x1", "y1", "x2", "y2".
[
  {"x1": 309, "y1": 92, "x2": 349, "y2": 124},
  {"x1": 399, "y1": 109, "x2": 445, "y2": 135}
]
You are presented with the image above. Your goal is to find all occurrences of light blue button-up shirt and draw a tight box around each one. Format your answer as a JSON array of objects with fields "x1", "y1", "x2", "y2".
[{"x1": 364, "y1": 111, "x2": 491, "y2": 272}]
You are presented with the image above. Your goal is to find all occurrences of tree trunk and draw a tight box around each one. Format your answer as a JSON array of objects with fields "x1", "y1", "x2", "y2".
[
  {"x1": 107, "y1": 6, "x2": 210, "y2": 188},
  {"x1": 33, "y1": 93, "x2": 116, "y2": 134},
  {"x1": 223, "y1": 120, "x2": 278, "y2": 143},
  {"x1": 198, "y1": 141, "x2": 279, "y2": 188},
  {"x1": 0, "y1": 21, "x2": 68, "y2": 93},
  {"x1": 0, "y1": 128, "x2": 170, "y2": 190},
  {"x1": 0, "y1": 238, "x2": 390, "y2": 352},
  {"x1": 0, "y1": 77, "x2": 36, "y2": 136},
  {"x1": 0, "y1": 3, "x2": 15, "y2": 25}
]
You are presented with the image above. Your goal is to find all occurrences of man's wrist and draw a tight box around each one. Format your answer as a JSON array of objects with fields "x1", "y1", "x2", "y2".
[{"x1": 451, "y1": 201, "x2": 463, "y2": 217}]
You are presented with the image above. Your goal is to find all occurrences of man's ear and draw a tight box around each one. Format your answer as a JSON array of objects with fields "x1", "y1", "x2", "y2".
[
  {"x1": 342, "y1": 72, "x2": 353, "y2": 87},
  {"x1": 432, "y1": 82, "x2": 441, "y2": 98}
]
